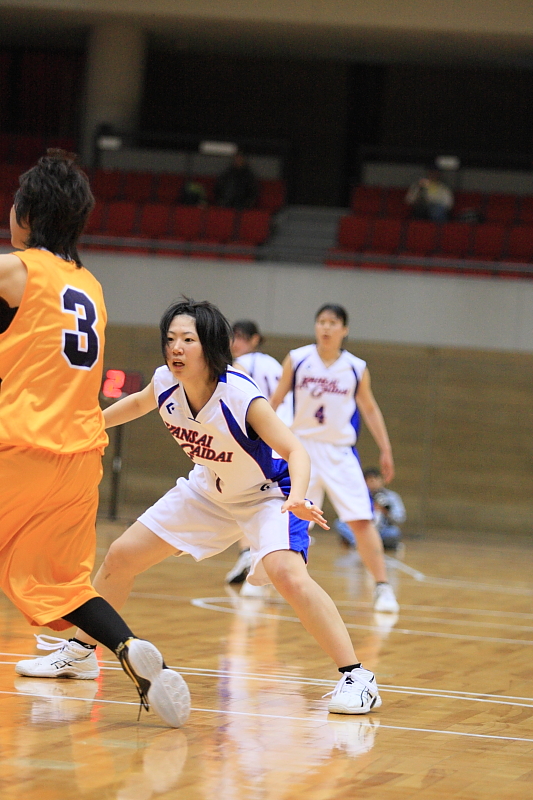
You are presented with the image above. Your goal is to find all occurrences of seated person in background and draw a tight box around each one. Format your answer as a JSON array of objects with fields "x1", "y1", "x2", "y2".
[
  {"x1": 335, "y1": 467, "x2": 405, "y2": 552},
  {"x1": 215, "y1": 152, "x2": 258, "y2": 209},
  {"x1": 180, "y1": 180, "x2": 207, "y2": 206},
  {"x1": 364, "y1": 467, "x2": 406, "y2": 551},
  {"x1": 405, "y1": 170, "x2": 454, "y2": 222}
]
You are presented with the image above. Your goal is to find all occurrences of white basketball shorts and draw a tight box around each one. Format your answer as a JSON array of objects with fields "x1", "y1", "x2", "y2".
[
  {"x1": 138, "y1": 471, "x2": 309, "y2": 586},
  {"x1": 302, "y1": 439, "x2": 373, "y2": 522}
]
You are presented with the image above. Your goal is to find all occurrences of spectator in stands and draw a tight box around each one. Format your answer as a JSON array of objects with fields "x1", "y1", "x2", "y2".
[
  {"x1": 180, "y1": 180, "x2": 207, "y2": 206},
  {"x1": 215, "y1": 152, "x2": 258, "y2": 209},
  {"x1": 335, "y1": 468, "x2": 405, "y2": 552},
  {"x1": 405, "y1": 170, "x2": 454, "y2": 222}
]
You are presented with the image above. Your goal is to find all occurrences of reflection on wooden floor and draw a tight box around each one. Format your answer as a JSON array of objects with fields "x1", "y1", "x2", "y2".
[{"x1": 1, "y1": 524, "x2": 533, "y2": 799}]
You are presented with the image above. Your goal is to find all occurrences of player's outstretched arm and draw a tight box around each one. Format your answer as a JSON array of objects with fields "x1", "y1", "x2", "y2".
[
  {"x1": 246, "y1": 397, "x2": 329, "y2": 529},
  {"x1": 356, "y1": 368, "x2": 394, "y2": 483},
  {"x1": 0, "y1": 254, "x2": 27, "y2": 307},
  {"x1": 103, "y1": 379, "x2": 157, "y2": 429},
  {"x1": 269, "y1": 354, "x2": 293, "y2": 410}
]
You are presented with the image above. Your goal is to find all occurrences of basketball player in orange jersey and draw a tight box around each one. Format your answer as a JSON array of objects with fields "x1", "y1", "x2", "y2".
[{"x1": 0, "y1": 151, "x2": 190, "y2": 728}]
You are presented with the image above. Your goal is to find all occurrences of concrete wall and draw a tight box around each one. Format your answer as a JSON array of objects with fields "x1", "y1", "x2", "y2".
[{"x1": 78, "y1": 252, "x2": 533, "y2": 353}]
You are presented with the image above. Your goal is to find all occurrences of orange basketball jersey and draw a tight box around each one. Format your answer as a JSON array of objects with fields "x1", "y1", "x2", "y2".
[{"x1": 0, "y1": 248, "x2": 108, "y2": 453}]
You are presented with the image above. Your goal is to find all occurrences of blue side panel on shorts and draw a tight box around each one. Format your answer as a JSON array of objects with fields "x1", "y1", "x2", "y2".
[
  {"x1": 220, "y1": 399, "x2": 289, "y2": 482},
  {"x1": 157, "y1": 382, "x2": 180, "y2": 409},
  {"x1": 288, "y1": 512, "x2": 310, "y2": 564}
]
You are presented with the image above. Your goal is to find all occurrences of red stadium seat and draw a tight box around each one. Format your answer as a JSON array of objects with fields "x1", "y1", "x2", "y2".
[
  {"x1": 336, "y1": 215, "x2": 372, "y2": 251},
  {"x1": 383, "y1": 187, "x2": 411, "y2": 219},
  {"x1": 350, "y1": 185, "x2": 383, "y2": 216},
  {"x1": 91, "y1": 169, "x2": 124, "y2": 202},
  {"x1": 453, "y1": 191, "x2": 484, "y2": 221},
  {"x1": 138, "y1": 203, "x2": 171, "y2": 239},
  {"x1": 436, "y1": 222, "x2": 473, "y2": 258},
  {"x1": 104, "y1": 201, "x2": 138, "y2": 237},
  {"x1": 235, "y1": 209, "x2": 271, "y2": 245},
  {"x1": 84, "y1": 201, "x2": 107, "y2": 235},
  {"x1": 122, "y1": 172, "x2": 155, "y2": 203},
  {"x1": 258, "y1": 180, "x2": 286, "y2": 212},
  {"x1": 155, "y1": 174, "x2": 185, "y2": 204},
  {"x1": 402, "y1": 220, "x2": 438, "y2": 256},
  {"x1": 505, "y1": 226, "x2": 533, "y2": 263},
  {"x1": 517, "y1": 197, "x2": 533, "y2": 225},
  {"x1": 485, "y1": 193, "x2": 518, "y2": 224},
  {"x1": 468, "y1": 223, "x2": 507, "y2": 261},
  {"x1": 172, "y1": 206, "x2": 205, "y2": 241},
  {"x1": 203, "y1": 207, "x2": 236, "y2": 242},
  {"x1": 364, "y1": 218, "x2": 402, "y2": 254}
]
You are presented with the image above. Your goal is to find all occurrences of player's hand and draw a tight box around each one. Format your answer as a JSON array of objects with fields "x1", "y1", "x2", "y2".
[
  {"x1": 379, "y1": 450, "x2": 395, "y2": 484},
  {"x1": 281, "y1": 497, "x2": 329, "y2": 530}
]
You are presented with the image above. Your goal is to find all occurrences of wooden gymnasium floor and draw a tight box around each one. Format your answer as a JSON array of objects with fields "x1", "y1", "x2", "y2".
[{"x1": 1, "y1": 523, "x2": 533, "y2": 800}]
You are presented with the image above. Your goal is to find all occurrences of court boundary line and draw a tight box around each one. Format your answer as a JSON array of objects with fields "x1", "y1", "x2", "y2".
[
  {"x1": 190, "y1": 596, "x2": 533, "y2": 646},
  {"x1": 3, "y1": 657, "x2": 533, "y2": 709},
  {"x1": 1, "y1": 687, "x2": 532, "y2": 743}
]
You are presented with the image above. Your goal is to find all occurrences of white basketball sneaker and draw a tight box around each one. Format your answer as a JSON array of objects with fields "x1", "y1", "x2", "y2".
[
  {"x1": 117, "y1": 638, "x2": 191, "y2": 728},
  {"x1": 15, "y1": 635, "x2": 100, "y2": 679},
  {"x1": 324, "y1": 667, "x2": 382, "y2": 715},
  {"x1": 225, "y1": 548, "x2": 252, "y2": 584},
  {"x1": 373, "y1": 583, "x2": 400, "y2": 613}
]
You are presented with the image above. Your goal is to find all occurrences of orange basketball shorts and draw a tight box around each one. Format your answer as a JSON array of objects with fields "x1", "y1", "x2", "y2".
[{"x1": 0, "y1": 445, "x2": 103, "y2": 631}]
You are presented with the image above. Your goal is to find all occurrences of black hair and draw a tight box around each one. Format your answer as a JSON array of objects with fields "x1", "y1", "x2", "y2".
[
  {"x1": 315, "y1": 303, "x2": 348, "y2": 326},
  {"x1": 363, "y1": 467, "x2": 382, "y2": 479},
  {"x1": 232, "y1": 319, "x2": 264, "y2": 347},
  {"x1": 14, "y1": 149, "x2": 94, "y2": 268},
  {"x1": 160, "y1": 298, "x2": 233, "y2": 381}
]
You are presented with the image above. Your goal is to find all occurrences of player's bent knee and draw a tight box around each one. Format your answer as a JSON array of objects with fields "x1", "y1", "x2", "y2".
[{"x1": 102, "y1": 539, "x2": 141, "y2": 577}]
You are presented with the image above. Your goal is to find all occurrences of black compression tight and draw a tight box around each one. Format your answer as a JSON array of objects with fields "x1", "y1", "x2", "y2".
[{"x1": 62, "y1": 597, "x2": 134, "y2": 654}]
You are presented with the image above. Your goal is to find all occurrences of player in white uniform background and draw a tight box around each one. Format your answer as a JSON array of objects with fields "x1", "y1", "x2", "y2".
[
  {"x1": 226, "y1": 320, "x2": 293, "y2": 585},
  {"x1": 19, "y1": 299, "x2": 384, "y2": 715},
  {"x1": 270, "y1": 303, "x2": 399, "y2": 613}
]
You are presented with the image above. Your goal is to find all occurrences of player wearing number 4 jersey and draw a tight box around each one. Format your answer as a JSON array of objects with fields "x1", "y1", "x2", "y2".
[
  {"x1": 270, "y1": 303, "x2": 399, "y2": 613},
  {"x1": 0, "y1": 151, "x2": 190, "y2": 728}
]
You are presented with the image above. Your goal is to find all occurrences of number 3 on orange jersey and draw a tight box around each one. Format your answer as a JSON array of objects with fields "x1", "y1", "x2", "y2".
[{"x1": 61, "y1": 286, "x2": 99, "y2": 370}]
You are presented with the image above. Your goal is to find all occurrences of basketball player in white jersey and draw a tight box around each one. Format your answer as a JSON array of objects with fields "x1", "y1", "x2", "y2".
[
  {"x1": 270, "y1": 303, "x2": 399, "y2": 613},
  {"x1": 17, "y1": 299, "x2": 383, "y2": 715},
  {"x1": 226, "y1": 320, "x2": 293, "y2": 585}
]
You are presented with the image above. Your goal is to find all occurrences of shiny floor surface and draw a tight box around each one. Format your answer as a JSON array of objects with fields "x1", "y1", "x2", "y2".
[{"x1": 1, "y1": 525, "x2": 533, "y2": 799}]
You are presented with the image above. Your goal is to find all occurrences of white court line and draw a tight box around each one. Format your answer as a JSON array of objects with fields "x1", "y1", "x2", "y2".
[
  {"x1": 1, "y1": 687, "x2": 532, "y2": 744},
  {"x1": 191, "y1": 596, "x2": 533, "y2": 646},
  {"x1": 4, "y1": 658, "x2": 533, "y2": 710},
  {"x1": 316, "y1": 555, "x2": 533, "y2": 596},
  {"x1": 131, "y1": 590, "x2": 533, "y2": 620}
]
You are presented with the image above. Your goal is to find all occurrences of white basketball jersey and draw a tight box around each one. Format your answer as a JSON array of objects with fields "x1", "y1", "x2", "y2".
[
  {"x1": 290, "y1": 344, "x2": 367, "y2": 445},
  {"x1": 152, "y1": 365, "x2": 291, "y2": 500},
  {"x1": 234, "y1": 352, "x2": 281, "y2": 398},
  {"x1": 235, "y1": 351, "x2": 293, "y2": 426}
]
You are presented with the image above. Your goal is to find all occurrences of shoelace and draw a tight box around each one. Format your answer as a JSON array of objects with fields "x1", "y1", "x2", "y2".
[
  {"x1": 322, "y1": 670, "x2": 375, "y2": 700},
  {"x1": 116, "y1": 639, "x2": 150, "y2": 721},
  {"x1": 34, "y1": 634, "x2": 69, "y2": 652}
]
